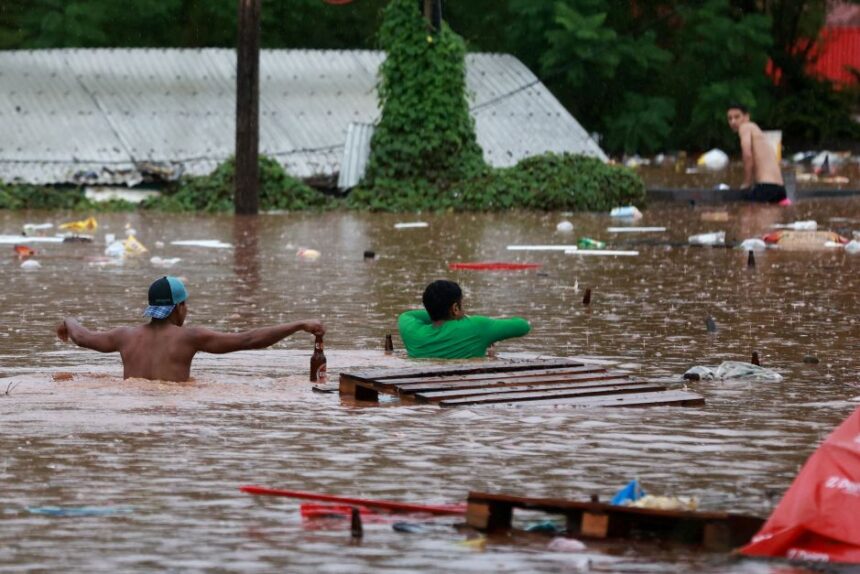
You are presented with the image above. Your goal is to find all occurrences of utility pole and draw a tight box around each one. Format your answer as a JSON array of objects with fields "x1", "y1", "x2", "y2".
[
  {"x1": 235, "y1": 0, "x2": 261, "y2": 215},
  {"x1": 422, "y1": 0, "x2": 442, "y2": 31}
]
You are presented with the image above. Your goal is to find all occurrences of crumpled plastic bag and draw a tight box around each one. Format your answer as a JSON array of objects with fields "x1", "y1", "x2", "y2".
[
  {"x1": 628, "y1": 495, "x2": 698, "y2": 511},
  {"x1": 684, "y1": 361, "x2": 783, "y2": 382}
]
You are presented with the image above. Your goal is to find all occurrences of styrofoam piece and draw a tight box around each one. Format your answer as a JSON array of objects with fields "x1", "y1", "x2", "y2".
[
  {"x1": 170, "y1": 240, "x2": 232, "y2": 249},
  {"x1": 507, "y1": 245, "x2": 579, "y2": 251},
  {"x1": 606, "y1": 227, "x2": 666, "y2": 233},
  {"x1": 565, "y1": 249, "x2": 639, "y2": 256}
]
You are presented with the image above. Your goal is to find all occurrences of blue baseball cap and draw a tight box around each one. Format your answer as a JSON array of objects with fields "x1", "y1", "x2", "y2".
[{"x1": 143, "y1": 276, "x2": 187, "y2": 319}]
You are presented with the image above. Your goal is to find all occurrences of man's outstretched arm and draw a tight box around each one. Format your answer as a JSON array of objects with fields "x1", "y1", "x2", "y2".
[
  {"x1": 57, "y1": 318, "x2": 125, "y2": 353},
  {"x1": 189, "y1": 320, "x2": 325, "y2": 354}
]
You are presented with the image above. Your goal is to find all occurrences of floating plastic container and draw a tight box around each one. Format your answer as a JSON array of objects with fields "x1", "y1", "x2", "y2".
[
  {"x1": 609, "y1": 206, "x2": 643, "y2": 219},
  {"x1": 577, "y1": 237, "x2": 606, "y2": 249},
  {"x1": 688, "y1": 231, "x2": 726, "y2": 246}
]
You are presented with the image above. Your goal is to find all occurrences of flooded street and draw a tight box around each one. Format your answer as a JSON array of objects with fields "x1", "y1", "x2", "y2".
[{"x1": 2, "y1": 200, "x2": 860, "y2": 573}]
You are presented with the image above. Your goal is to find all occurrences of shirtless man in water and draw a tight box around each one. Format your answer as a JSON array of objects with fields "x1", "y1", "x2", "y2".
[
  {"x1": 56, "y1": 276, "x2": 325, "y2": 382},
  {"x1": 727, "y1": 103, "x2": 786, "y2": 203}
]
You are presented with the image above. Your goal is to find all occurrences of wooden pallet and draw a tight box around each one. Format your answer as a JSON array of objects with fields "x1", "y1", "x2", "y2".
[
  {"x1": 466, "y1": 491, "x2": 763, "y2": 551},
  {"x1": 338, "y1": 359, "x2": 704, "y2": 408}
]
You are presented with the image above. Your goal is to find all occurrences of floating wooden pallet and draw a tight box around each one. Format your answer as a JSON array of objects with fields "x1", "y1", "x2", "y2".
[
  {"x1": 466, "y1": 491, "x2": 763, "y2": 551},
  {"x1": 338, "y1": 359, "x2": 704, "y2": 408}
]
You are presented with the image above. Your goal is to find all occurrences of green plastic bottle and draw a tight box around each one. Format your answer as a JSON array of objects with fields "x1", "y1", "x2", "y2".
[{"x1": 577, "y1": 237, "x2": 606, "y2": 249}]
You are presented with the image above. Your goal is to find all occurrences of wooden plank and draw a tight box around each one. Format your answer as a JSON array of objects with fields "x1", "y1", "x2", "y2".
[
  {"x1": 436, "y1": 383, "x2": 666, "y2": 407},
  {"x1": 378, "y1": 365, "x2": 606, "y2": 386},
  {"x1": 466, "y1": 492, "x2": 764, "y2": 547},
  {"x1": 393, "y1": 371, "x2": 624, "y2": 394},
  {"x1": 414, "y1": 378, "x2": 645, "y2": 402},
  {"x1": 475, "y1": 390, "x2": 705, "y2": 408},
  {"x1": 465, "y1": 500, "x2": 512, "y2": 531},
  {"x1": 342, "y1": 359, "x2": 582, "y2": 382}
]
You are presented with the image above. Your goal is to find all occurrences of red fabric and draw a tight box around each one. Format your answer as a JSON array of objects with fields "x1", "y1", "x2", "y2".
[
  {"x1": 740, "y1": 407, "x2": 860, "y2": 564},
  {"x1": 448, "y1": 262, "x2": 541, "y2": 271}
]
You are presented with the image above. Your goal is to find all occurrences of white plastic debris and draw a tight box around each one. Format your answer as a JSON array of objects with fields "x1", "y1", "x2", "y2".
[
  {"x1": 556, "y1": 220, "x2": 574, "y2": 233},
  {"x1": 105, "y1": 241, "x2": 126, "y2": 258},
  {"x1": 22, "y1": 223, "x2": 53, "y2": 235},
  {"x1": 170, "y1": 240, "x2": 232, "y2": 249},
  {"x1": 609, "y1": 206, "x2": 643, "y2": 219},
  {"x1": 150, "y1": 256, "x2": 181, "y2": 268},
  {"x1": 565, "y1": 249, "x2": 639, "y2": 257},
  {"x1": 628, "y1": 495, "x2": 698, "y2": 511},
  {"x1": 606, "y1": 227, "x2": 666, "y2": 233},
  {"x1": 845, "y1": 240, "x2": 860, "y2": 254},
  {"x1": 547, "y1": 537, "x2": 587, "y2": 552},
  {"x1": 297, "y1": 248, "x2": 321, "y2": 261},
  {"x1": 104, "y1": 233, "x2": 116, "y2": 244},
  {"x1": 507, "y1": 245, "x2": 578, "y2": 251},
  {"x1": 715, "y1": 183, "x2": 730, "y2": 190},
  {"x1": 20, "y1": 259, "x2": 41, "y2": 270},
  {"x1": 697, "y1": 149, "x2": 729, "y2": 171},
  {"x1": 739, "y1": 238, "x2": 767, "y2": 251},
  {"x1": 684, "y1": 361, "x2": 783, "y2": 382},
  {"x1": 688, "y1": 231, "x2": 726, "y2": 246},
  {"x1": 394, "y1": 222, "x2": 429, "y2": 229},
  {"x1": 772, "y1": 220, "x2": 817, "y2": 231}
]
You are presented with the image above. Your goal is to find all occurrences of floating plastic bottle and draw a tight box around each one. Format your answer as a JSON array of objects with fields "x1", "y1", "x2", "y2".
[
  {"x1": 577, "y1": 237, "x2": 606, "y2": 249},
  {"x1": 609, "y1": 206, "x2": 643, "y2": 219},
  {"x1": 688, "y1": 231, "x2": 726, "y2": 246}
]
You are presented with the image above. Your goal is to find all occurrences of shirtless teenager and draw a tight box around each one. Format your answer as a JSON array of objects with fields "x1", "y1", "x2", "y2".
[
  {"x1": 726, "y1": 104, "x2": 786, "y2": 203},
  {"x1": 56, "y1": 276, "x2": 325, "y2": 382}
]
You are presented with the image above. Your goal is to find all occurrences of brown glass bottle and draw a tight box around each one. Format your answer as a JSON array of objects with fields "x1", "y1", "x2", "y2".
[{"x1": 310, "y1": 335, "x2": 327, "y2": 382}]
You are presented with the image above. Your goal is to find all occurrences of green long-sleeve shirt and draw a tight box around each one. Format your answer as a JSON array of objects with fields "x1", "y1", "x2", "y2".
[{"x1": 397, "y1": 309, "x2": 531, "y2": 359}]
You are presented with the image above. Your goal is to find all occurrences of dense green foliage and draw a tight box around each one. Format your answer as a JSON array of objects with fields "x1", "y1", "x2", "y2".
[
  {"x1": 142, "y1": 157, "x2": 331, "y2": 213},
  {"x1": 362, "y1": 0, "x2": 486, "y2": 192},
  {"x1": 350, "y1": 153, "x2": 644, "y2": 212},
  {"x1": 0, "y1": 184, "x2": 135, "y2": 211}
]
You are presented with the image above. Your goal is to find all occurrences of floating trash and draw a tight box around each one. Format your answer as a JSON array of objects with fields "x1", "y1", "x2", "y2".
[
  {"x1": 0, "y1": 235, "x2": 63, "y2": 244},
  {"x1": 507, "y1": 245, "x2": 578, "y2": 251},
  {"x1": 556, "y1": 220, "x2": 574, "y2": 233},
  {"x1": 448, "y1": 262, "x2": 541, "y2": 271},
  {"x1": 577, "y1": 237, "x2": 605, "y2": 249},
  {"x1": 394, "y1": 222, "x2": 429, "y2": 229},
  {"x1": 628, "y1": 495, "x2": 698, "y2": 511},
  {"x1": 170, "y1": 240, "x2": 232, "y2": 249},
  {"x1": 297, "y1": 248, "x2": 321, "y2": 261},
  {"x1": 59, "y1": 216, "x2": 97, "y2": 233},
  {"x1": 610, "y1": 206, "x2": 643, "y2": 219},
  {"x1": 688, "y1": 231, "x2": 725, "y2": 246},
  {"x1": 20, "y1": 259, "x2": 41, "y2": 270},
  {"x1": 683, "y1": 361, "x2": 783, "y2": 382},
  {"x1": 611, "y1": 479, "x2": 646, "y2": 505},
  {"x1": 845, "y1": 240, "x2": 860, "y2": 254},
  {"x1": 22, "y1": 222, "x2": 53, "y2": 235},
  {"x1": 565, "y1": 249, "x2": 639, "y2": 257},
  {"x1": 739, "y1": 238, "x2": 767, "y2": 251},
  {"x1": 13, "y1": 245, "x2": 35, "y2": 258},
  {"x1": 771, "y1": 220, "x2": 818, "y2": 231},
  {"x1": 606, "y1": 227, "x2": 666, "y2": 233},
  {"x1": 697, "y1": 149, "x2": 729, "y2": 171}
]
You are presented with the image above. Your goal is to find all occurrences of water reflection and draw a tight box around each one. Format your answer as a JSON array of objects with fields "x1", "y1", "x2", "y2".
[{"x1": 232, "y1": 214, "x2": 261, "y2": 322}]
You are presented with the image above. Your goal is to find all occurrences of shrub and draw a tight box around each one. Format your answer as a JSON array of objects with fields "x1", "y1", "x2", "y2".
[{"x1": 142, "y1": 156, "x2": 331, "y2": 213}]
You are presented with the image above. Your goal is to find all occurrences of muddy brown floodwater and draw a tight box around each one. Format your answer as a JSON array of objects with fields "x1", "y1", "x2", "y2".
[{"x1": 1, "y1": 200, "x2": 859, "y2": 573}]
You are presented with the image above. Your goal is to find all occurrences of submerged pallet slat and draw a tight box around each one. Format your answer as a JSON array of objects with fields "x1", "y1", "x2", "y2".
[
  {"x1": 434, "y1": 383, "x2": 667, "y2": 407},
  {"x1": 339, "y1": 359, "x2": 704, "y2": 408},
  {"x1": 466, "y1": 491, "x2": 764, "y2": 551},
  {"x1": 413, "y1": 378, "x2": 641, "y2": 402}
]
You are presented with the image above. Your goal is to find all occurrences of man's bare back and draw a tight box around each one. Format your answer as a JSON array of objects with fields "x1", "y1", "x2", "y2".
[
  {"x1": 727, "y1": 106, "x2": 783, "y2": 187},
  {"x1": 57, "y1": 276, "x2": 325, "y2": 382}
]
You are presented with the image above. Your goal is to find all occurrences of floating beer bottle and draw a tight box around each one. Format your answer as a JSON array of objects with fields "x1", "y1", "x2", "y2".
[{"x1": 310, "y1": 335, "x2": 327, "y2": 382}]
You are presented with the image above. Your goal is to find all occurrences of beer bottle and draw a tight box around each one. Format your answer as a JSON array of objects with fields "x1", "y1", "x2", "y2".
[{"x1": 310, "y1": 335, "x2": 327, "y2": 382}]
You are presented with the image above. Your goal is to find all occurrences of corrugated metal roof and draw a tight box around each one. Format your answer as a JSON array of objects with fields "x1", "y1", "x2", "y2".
[
  {"x1": 338, "y1": 122, "x2": 375, "y2": 190},
  {"x1": 0, "y1": 48, "x2": 606, "y2": 186}
]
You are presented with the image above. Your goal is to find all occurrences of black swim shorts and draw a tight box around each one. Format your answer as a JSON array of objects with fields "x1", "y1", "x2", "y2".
[{"x1": 742, "y1": 183, "x2": 787, "y2": 203}]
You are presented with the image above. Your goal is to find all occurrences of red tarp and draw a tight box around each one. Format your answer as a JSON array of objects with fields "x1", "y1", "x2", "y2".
[{"x1": 740, "y1": 407, "x2": 860, "y2": 564}]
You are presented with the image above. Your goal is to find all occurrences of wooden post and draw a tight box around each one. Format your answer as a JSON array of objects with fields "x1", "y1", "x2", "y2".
[
  {"x1": 235, "y1": 0, "x2": 261, "y2": 215},
  {"x1": 422, "y1": 0, "x2": 442, "y2": 31}
]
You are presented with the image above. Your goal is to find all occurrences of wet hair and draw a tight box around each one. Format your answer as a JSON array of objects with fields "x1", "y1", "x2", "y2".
[
  {"x1": 422, "y1": 280, "x2": 462, "y2": 321},
  {"x1": 727, "y1": 103, "x2": 749, "y2": 114}
]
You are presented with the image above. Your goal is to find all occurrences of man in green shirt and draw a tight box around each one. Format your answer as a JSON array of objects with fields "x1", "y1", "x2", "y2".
[{"x1": 398, "y1": 280, "x2": 531, "y2": 359}]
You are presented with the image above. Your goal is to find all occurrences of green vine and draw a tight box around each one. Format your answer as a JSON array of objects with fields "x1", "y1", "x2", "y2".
[{"x1": 359, "y1": 0, "x2": 486, "y2": 194}]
